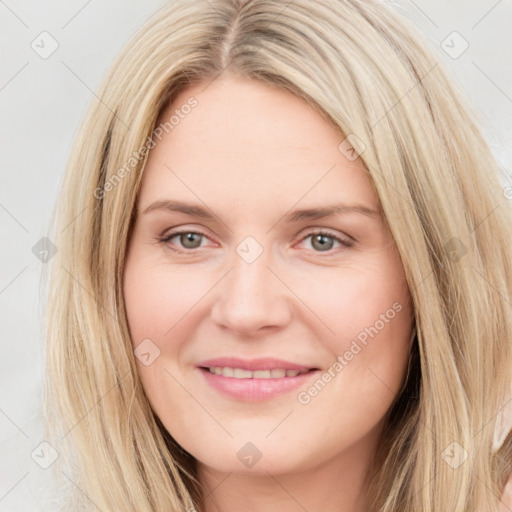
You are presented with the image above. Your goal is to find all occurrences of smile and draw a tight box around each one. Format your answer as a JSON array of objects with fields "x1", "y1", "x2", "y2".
[
  {"x1": 198, "y1": 366, "x2": 320, "y2": 401},
  {"x1": 204, "y1": 367, "x2": 311, "y2": 378}
]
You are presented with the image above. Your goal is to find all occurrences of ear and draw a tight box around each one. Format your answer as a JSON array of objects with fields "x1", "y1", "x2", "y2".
[
  {"x1": 498, "y1": 473, "x2": 512, "y2": 512},
  {"x1": 493, "y1": 381, "x2": 512, "y2": 452}
]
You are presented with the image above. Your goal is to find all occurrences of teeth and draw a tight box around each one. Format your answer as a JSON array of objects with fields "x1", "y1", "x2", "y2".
[
  {"x1": 233, "y1": 368, "x2": 252, "y2": 378},
  {"x1": 207, "y1": 367, "x2": 306, "y2": 379}
]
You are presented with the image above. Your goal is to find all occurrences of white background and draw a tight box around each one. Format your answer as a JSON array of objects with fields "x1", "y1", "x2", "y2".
[{"x1": 1, "y1": 0, "x2": 511, "y2": 509}]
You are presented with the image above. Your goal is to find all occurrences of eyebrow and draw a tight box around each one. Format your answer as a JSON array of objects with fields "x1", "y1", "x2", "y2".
[{"x1": 142, "y1": 199, "x2": 382, "y2": 222}]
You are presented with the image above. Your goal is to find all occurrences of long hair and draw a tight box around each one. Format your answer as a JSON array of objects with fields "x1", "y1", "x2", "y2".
[{"x1": 44, "y1": 0, "x2": 512, "y2": 510}]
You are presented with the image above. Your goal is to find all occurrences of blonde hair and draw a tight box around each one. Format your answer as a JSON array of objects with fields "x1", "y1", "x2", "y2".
[{"x1": 44, "y1": 0, "x2": 512, "y2": 510}]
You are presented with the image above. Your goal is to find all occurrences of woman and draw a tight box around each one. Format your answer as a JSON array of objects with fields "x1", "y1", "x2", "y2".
[{"x1": 44, "y1": 0, "x2": 512, "y2": 510}]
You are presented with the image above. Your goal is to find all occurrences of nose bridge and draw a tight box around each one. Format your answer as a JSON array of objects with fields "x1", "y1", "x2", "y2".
[
  {"x1": 210, "y1": 235, "x2": 291, "y2": 334},
  {"x1": 232, "y1": 240, "x2": 271, "y2": 298}
]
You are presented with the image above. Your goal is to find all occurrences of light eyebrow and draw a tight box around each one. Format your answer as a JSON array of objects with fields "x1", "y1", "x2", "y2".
[
  {"x1": 282, "y1": 203, "x2": 382, "y2": 222},
  {"x1": 142, "y1": 200, "x2": 214, "y2": 218},
  {"x1": 142, "y1": 199, "x2": 382, "y2": 222}
]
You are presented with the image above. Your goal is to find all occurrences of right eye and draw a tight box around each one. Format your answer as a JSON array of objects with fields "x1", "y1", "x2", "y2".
[{"x1": 159, "y1": 230, "x2": 210, "y2": 251}]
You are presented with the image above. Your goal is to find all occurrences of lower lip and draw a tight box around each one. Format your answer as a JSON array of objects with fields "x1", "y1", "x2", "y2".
[{"x1": 198, "y1": 368, "x2": 320, "y2": 401}]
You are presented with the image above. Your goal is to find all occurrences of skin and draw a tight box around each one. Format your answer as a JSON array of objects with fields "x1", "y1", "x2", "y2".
[{"x1": 123, "y1": 72, "x2": 415, "y2": 512}]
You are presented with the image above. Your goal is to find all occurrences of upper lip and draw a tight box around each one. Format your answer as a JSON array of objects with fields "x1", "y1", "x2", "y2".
[{"x1": 197, "y1": 357, "x2": 319, "y2": 372}]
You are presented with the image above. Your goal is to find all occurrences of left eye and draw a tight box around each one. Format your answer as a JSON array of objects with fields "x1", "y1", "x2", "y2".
[
  {"x1": 300, "y1": 231, "x2": 353, "y2": 252},
  {"x1": 159, "y1": 230, "x2": 353, "y2": 253}
]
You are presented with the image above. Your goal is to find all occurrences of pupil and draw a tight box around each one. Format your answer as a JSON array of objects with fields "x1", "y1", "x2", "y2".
[
  {"x1": 183, "y1": 233, "x2": 200, "y2": 248},
  {"x1": 313, "y1": 234, "x2": 333, "y2": 251}
]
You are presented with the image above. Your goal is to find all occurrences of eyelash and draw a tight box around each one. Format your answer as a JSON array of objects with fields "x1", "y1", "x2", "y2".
[{"x1": 158, "y1": 229, "x2": 354, "y2": 254}]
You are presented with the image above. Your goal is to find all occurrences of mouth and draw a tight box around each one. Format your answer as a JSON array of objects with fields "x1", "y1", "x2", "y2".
[
  {"x1": 199, "y1": 366, "x2": 317, "y2": 379},
  {"x1": 196, "y1": 358, "x2": 321, "y2": 401}
]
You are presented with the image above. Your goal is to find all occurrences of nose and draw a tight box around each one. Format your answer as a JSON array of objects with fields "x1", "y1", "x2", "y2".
[{"x1": 210, "y1": 244, "x2": 292, "y2": 337}]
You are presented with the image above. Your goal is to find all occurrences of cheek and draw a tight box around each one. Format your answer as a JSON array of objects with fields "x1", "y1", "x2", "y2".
[
  {"x1": 295, "y1": 257, "x2": 411, "y2": 352},
  {"x1": 123, "y1": 256, "x2": 211, "y2": 347},
  {"x1": 294, "y1": 259, "x2": 413, "y2": 419},
  {"x1": 123, "y1": 254, "x2": 203, "y2": 414}
]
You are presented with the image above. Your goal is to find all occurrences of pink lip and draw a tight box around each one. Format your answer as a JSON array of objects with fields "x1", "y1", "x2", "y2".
[
  {"x1": 196, "y1": 357, "x2": 320, "y2": 402},
  {"x1": 198, "y1": 368, "x2": 320, "y2": 401},
  {"x1": 197, "y1": 357, "x2": 316, "y2": 372}
]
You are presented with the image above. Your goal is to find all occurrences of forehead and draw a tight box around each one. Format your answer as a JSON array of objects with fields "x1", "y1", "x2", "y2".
[{"x1": 139, "y1": 74, "x2": 378, "y2": 213}]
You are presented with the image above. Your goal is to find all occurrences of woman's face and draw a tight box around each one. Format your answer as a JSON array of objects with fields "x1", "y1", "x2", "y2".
[{"x1": 123, "y1": 73, "x2": 414, "y2": 479}]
